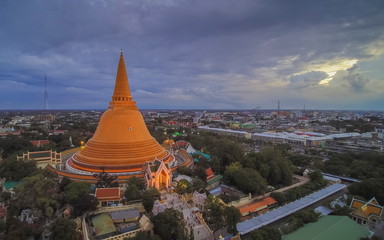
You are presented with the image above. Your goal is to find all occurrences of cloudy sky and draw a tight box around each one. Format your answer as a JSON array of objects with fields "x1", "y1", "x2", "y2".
[{"x1": 0, "y1": 0, "x2": 383, "y2": 110}]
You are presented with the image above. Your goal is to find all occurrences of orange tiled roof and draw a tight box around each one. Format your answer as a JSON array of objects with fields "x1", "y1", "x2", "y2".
[
  {"x1": 95, "y1": 188, "x2": 121, "y2": 200},
  {"x1": 239, "y1": 201, "x2": 268, "y2": 214},
  {"x1": 351, "y1": 200, "x2": 365, "y2": 209},
  {"x1": 238, "y1": 197, "x2": 277, "y2": 215},
  {"x1": 264, "y1": 197, "x2": 277, "y2": 205},
  {"x1": 351, "y1": 197, "x2": 383, "y2": 219}
]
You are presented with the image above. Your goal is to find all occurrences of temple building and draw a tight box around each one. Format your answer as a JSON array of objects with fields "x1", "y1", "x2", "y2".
[
  {"x1": 350, "y1": 197, "x2": 383, "y2": 225},
  {"x1": 48, "y1": 52, "x2": 193, "y2": 188}
]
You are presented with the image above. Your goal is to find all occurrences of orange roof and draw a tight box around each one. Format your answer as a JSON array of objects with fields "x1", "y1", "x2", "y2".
[
  {"x1": 95, "y1": 188, "x2": 121, "y2": 200},
  {"x1": 264, "y1": 197, "x2": 277, "y2": 205},
  {"x1": 206, "y1": 168, "x2": 215, "y2": 181},
  {"x1": 206, "y1": 168, "x2": 214, "y2": 176},
  {"x1": 371, "y1": 199, "x2": 380, "y2": 205},
  {"x1": 239, "y1": 201, "x2": 268, "y2": 214},
  {"x1": 238, "y1": 197, "x2": 277, "y2": 215},
  {"x1": 351, "y1": 197, "x2": 383, "y2": 219},
  {"x1": 351, "y1": 200, "x2": 365, "y2": 209}
]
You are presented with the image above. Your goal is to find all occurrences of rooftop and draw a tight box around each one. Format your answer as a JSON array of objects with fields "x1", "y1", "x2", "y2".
[
  {"x1": 283, "y1": 216, "x2": 370, "y2": 240},
  {"x1": 91, "y1": 213, "x2": 118, "y2": 238}
]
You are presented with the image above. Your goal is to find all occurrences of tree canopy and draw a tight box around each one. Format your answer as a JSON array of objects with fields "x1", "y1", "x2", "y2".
[
  {"x1": 243, "y1": 147, "x2": 293, "y2": 187},
  {"x1": 176, "y1": 179, "x2": 193, "y2": 195},
  {"x1": 151, "y1": 208, "x2": 190, "y2": 240},
  {"x1": 13, "y1": 173, "x2": 60, "y2": 215},
  {"x1": 249, "y1": 226, "x2": 281, "y2": 240},
  {"x1": 50, "y1": 217, "x2": 79, "y2": 240},
  {"x1": 0, "y1": 157, "x2": 37, "y2": 181},
  {"x1": 64, "y1": 181, "x2": 97, "y2": 216},
  {"x1": 224, "y1": 162, "x2": 267, "y2": 195}
]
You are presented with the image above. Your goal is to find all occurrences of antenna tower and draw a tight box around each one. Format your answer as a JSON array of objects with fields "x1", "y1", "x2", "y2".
[{"x1": 44, "y1": 74, "x2": 48, "y2": 112}]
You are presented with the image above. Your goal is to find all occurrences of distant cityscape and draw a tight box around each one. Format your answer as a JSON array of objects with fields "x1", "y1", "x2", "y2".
[{"x1": 0, "y1": 106, "x2": 383, "y2": 239}]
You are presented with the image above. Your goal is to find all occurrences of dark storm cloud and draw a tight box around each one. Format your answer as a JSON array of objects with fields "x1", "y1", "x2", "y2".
[
  {"x1": 0, "y1": 0, "x2": 383, "y2": 109},
  {"x1": 342, "y1": 64, "x2": 370, "y2": 92}
]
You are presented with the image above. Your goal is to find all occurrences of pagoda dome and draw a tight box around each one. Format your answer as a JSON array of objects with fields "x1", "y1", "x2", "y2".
[{"x1": 67, "y1": 52, "x2": 173, "y2": 174}]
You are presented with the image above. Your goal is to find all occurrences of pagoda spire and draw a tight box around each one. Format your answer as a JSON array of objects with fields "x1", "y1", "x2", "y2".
[{"x1": 110, "y1": 51, "x2": 136, "y2": 108}]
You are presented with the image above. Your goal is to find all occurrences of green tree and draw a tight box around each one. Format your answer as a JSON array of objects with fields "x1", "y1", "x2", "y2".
[
  {"x1": 270, "y1": 192, "x2": 286, "y2": 205},
  {"x1": 331, "y1": 205, "x2": 351, "y2": 216},
  {"x1": 281, "y1": 209, "x2": 320, "y2": 234},
  {"x1": 151, "y1": 209, "x2": 190, "y2": 240},
  {"x1": 244, "y1": 147, "x2": 294, "y2": 187},
  {"x1": 225, "y1": 165, "x2": 267, "y2": 194},
  {"x1": 4, "y1": 221, "x2": 40, "y2": 240},
  {"x1": 59, "y1": 176, "x2": 72, "y2": 191},
  {"x1": 176, "y1": 179, "x2": 193, "y2": 195},
  {"x1": 349, "y1": 178, "x2": 384, "y2": 204},
  {"x1": 64, "y1": 182, "x2": 90, "y2": 204},
  {"x1": 50, "y1": 217, "x2": 78, "y2": 240},
  {"x1": 73, "y1": 194, "x2": 98, "y2": 216},
  {"x1": 204, "y1": 195, "x2": 226, "y2": 231},
  {"x1": 63, "y1": 181, "x2": 97, "y2": 216},
  {"x1": 14, "y1": 173, "x2": 60, "y2": 215},
  {"x1": 127, "y1": 176, "x2": 146, "y2": 190},
  {"x1": 193, "y1": 166, "x2": 207, "y2": 181},
  {"x1": 94, "y1": 171, "x2": 118, "y2": 188},
  {"x1": 142, "y1": 188, "x2": 160, "y2": 213},
  {"x1": 125, "y1": 184, "x2": 142, "y2": 201},
  {"x1": 0, "y1": 134, "x2": 32, "y2": 158},
  {"x1": 192, "y1": 178, "x2": 206, "y2": 192},
  {"x1": 177, "y1": 166, "x2": 193, "y2": 176},
  {"x1": 224, "y1": 206, "x2": 241, "y2": 235},
  {"x1": 0, "y1": 157, "x2": 37, "y2": 181},
  {"x1": 249, "y1": 226, "x2": 281, "y2": 240},
  {"x1": 308, "y1": 170, "x2": 323, "y2": 183}
]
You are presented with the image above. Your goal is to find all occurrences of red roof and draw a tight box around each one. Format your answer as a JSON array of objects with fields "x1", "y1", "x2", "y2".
[
  {"x1": 31, "y1": 140, "x2": 49, "y2": 146},
  {"x1": 95, "y1": 188, "x2": 121, "y2": 201},
  {"x1": 205, "y1": 168, "x2": 215, "y2": 180}
]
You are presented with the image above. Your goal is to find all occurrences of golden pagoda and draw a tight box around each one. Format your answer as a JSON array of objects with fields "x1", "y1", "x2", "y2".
[{"x1": 50, "y1": 52, "x2": 193, "y2": 185}]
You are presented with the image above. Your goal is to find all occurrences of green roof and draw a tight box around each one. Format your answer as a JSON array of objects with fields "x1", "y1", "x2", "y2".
[
  {"x1": 283, "y1": 216, "x2": 370, "y2": 240},
  {"x1": 4, "y1": 181, "x2": 20, "y2": 190},
  {"x1": 207, "y1": 175, "x2": 223, "y2": 185},
  {"x1": 91, "y1": 213, "x2": 118, "y2": 238},
  {"x1": 28, "y1": 152, "x2": 51, "y2": 158}
]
